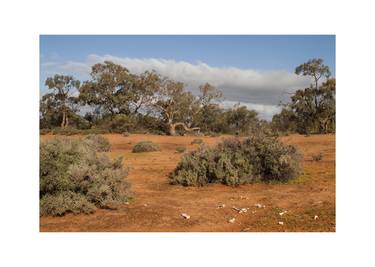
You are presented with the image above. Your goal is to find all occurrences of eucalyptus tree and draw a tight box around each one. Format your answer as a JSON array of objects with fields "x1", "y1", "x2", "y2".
[
  {"x1": 79, "y1": 61, "x2": 134, "y2": 118},
  {"x1": 44, "y1": 74, "x2": 80, "y2": 128}
]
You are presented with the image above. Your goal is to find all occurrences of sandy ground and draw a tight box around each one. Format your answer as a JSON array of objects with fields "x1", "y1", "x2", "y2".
[{"x1": 40, "y1": 133, "x2": 335, "y2": 232}]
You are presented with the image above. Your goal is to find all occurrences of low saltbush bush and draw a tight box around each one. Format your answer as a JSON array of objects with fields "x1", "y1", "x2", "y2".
[
  {"x1": 176, "y1": 145, "x2": 187, "y2": 153},
  {"x1": 83, "y1": 134, "x2": 111, "y2": 152},
  {"x1": 132, "y1": 141, "x2": 160, "y2": 153},
  {"x1": 40, "y1": 137, "x2": 130, "y2": 216},
  {"x1": 312, "y1": 152, "x2": 323, "y2": 161},
  {"x1": 170, "y1": 135, "x2": 302, "y2": 186},
  {"x1": 191, "y1": 139, "x2": 204, "y2": 145}
]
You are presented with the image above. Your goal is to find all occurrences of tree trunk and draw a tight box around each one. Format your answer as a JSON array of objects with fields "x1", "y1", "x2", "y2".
[
  {"x1": 61, "y1": 111, "x2": 66, "y2": 128},
  {"x1": 168, "y1": 122, "x2": 200, "y2": 136},
  {"x1": 169, "y1": 123, "x2": 177, "y2": 136},
  {"x1": 65, "y1": 114, "x2": 69, "y2": 128},
  {"x1": 61, "y1": 110, "x2": 69, "y2": 128}
]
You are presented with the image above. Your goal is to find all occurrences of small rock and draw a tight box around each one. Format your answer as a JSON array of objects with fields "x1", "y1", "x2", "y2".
[
  {"x1": 239, "y1": 208, "x2": 249, "y2": 214},
  {"x1": 255, "y1": 203, "x2": 265, "y2": 208},
  {"x1": 232, "y1": 207, "x2": 241, "y2": 212},
  {"x1": 143, "y1": 204, "x2": 148, "y2": 207},
  {"x1": 217, "y1": 204, "x2": 226, "y2": 208},
  {"x1": 278, "y1": 221, "x2": 284, "y2": 225},
  {"x1": 314, "y1": 215, "x2": 319, "y2": 220},
  {"x1": 279, "y1": 211, "x2": 287, "y2": 216},
  {"x1": 228, "y1": 218, "x2": 236, "y2": 223},
  {"x1": 181, "y1": 213, "x2": 190, "y2": 219}
]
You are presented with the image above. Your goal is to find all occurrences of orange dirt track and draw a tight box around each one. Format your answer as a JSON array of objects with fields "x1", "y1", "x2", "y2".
[{"x1": 40, "y1": 133, "x2": 335, "y2": 232}]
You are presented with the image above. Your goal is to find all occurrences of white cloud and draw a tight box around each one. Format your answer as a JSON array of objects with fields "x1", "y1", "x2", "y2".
[{"x1": 41, "y1": 54, "x2": 312, "y2": 120}]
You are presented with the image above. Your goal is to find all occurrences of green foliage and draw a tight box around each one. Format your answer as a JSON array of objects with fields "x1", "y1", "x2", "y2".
[
  {"x1": 108, "y1": 114, "x2": 137, "y2": 133},
  {"x1": 132, "y1": 141, "x2": 160, "y2": 153},
  {"x1": 176, "y1": 145, "x2": 187, "y2": 153},
  {"x1": 312, "y1": 153, "x2": 323, "y2": 161},
  {"x1": 83, "y1": 134, "x2": 111, "y2": 152},
  {"x1": 170, "y1": 135, "x2": 302, "y2": 186},
  {"x1": 272, "y1": 59, "x2": 335, "y2": 135},
  {"x1": 40, "y1": 137, "x2": 130, "y2": 216},
  {"x1": 271, "y1": 108, "x2": 297, "y2": 135},
  {"x1": 43, "y1": 75, "x2": 81, "y2": 128},
  {"x1": 191, "y1": 139, "x2": 204, "y2": 145}
]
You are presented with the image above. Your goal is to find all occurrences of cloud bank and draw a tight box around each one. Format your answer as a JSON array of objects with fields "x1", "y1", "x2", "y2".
[{"x1": 41, "y1": 54, "x2": 312, "y2": 120}]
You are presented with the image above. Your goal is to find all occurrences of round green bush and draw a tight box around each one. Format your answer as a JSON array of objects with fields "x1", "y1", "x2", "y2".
[
  {"x1": 176, "y1": 145, "x2": 187, "y2": 153},
  {"x1": 132, "y1": 141, "x2": 160, "y2": 153},
  {"x1": 40, "y1": 137, "x2": 130, "y2": 216},
  {"x1": 170, "y1": 135, "x2": 302, "y2": 186}
]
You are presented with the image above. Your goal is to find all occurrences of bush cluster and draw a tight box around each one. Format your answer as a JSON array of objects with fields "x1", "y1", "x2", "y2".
[
  {"x1": 132, "y1": 141, "x2": 160, "y2": 153},
  {"x1": 83, "y1": 134, "x2": 111, "y2": 152},
  {"x1": 169, "y1": 135, "x2": 302, "y2": 186},
  {"x1": 40, "y1": 137, "x2": 130, "y2": 216},
  {"x1": 49, "y1": 127, "x2": 110, "y2": 135}
]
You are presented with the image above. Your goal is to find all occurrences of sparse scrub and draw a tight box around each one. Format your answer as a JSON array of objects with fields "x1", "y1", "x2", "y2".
[
  {"x1": 312, "y1": 153, "x2": 323, "y2": 161},
  {"x1": 122, "y1": 131, "x2": 130, "y2": 137},
  {"x1": 170, "y1": 135, "x2": 302, "y2": 186},
  {"x1": 209, "y1": 132, "x2": 220, "y2": 137},
  {"x1": 40, "y1": 191, "x2": 96, "y2": 216},
  {"x1": 83, "y1": 134, "x2": 111, "y2": 152},
  {"x1": 132, "y1": 141, "x2": 160, "y2": 153},
  {"x1": 40, "y1": 129, "x2": 51, "y2": 135},
  {"x1": 176, "y1": 145, "x2": 187, "y2": 153},
  {"x1": 191, "y1": 139, "x2": 204, "y2": 145},
  {"x1": 40, "y1": 137, "x2": 130, "y2": 216},
  {"x1": 51, "y1": 127, "x2": 82, "y2": 136}
]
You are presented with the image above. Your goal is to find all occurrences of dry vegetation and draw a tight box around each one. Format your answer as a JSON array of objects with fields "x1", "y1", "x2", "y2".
[{"x1": 40, "y1": 133, "x2": 335, "y2": 232}]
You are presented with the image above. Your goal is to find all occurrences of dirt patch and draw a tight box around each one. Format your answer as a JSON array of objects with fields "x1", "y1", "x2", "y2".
[{"x1": 40, "y1": 133, "x2": 335, "y2": 232}]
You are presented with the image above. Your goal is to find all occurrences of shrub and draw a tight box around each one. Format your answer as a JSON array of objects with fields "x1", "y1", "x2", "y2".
[
  {"x1": 170, "y1": 135, "x2": 302, "y2": 186},
  {"x1": 132, "y1": 141, "x2": 160, "y2": 153},
  {"x1": 191, "y1": 139, "x2": 204, "y2": 145},
  {"x1": 51, "y1": 127, "x2": 82, "y2": 136},
  {"x1": 40, "y1": 137, "x2": 130, "y2": 216},
  {"x1": 83, "y1": 134, "x2": 111, "y2": 152},
  {"x1": 40, "y1": 129, "x2": 51, "y2": 135},
  {"x1": 176, "y1": 145, "x2": 187, "y2": 153},
  {"x1": 210, "y1": 133, "x2": 221, "y2": 137},
  {"x1": 312, "y1": 153, "x2": 323, "y2": 161},
  {"x1": 40, "y1": 191, "x2": 96, "y2": 216}
]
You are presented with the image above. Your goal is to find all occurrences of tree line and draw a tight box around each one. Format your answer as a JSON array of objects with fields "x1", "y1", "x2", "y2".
[{"x1": 40, "y1": 58, "x2": 335, "y2": 136}]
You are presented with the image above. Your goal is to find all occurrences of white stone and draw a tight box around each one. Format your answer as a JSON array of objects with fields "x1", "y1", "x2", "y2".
[{"x1": 181, "y1": 213, "x2": 190, "y2": 219}]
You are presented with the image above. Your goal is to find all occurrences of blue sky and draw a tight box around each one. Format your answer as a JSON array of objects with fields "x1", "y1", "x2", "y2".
[{"x1": 40, "y1": 35, "x2": 335, "y2": 119}]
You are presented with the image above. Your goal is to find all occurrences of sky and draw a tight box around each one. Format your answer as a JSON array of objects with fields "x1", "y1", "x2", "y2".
[{"x1": 40, "y1": 35, "x2": 335, "y2": 120}]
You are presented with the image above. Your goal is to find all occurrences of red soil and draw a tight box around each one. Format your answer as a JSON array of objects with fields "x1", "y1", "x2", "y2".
[{"x1": 40, "y1": 133, "x2": 335, "y2": 232}]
